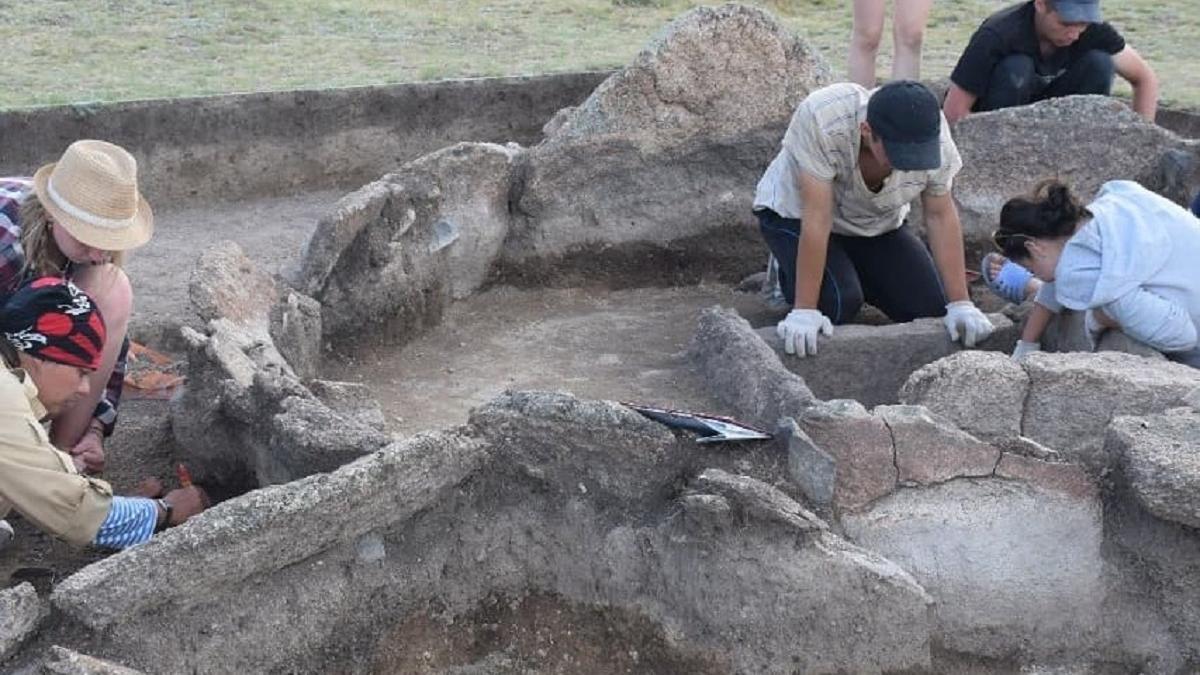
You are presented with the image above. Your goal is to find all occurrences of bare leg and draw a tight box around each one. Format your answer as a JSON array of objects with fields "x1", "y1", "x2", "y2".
[
  {"x1": 891, "y1": 0, "x2": 933, "y2": 81},
  {"x1": 50, "y1": 264, "x2": 132, "y2": 449},
  {"x1": 849, "y1": 0, "x2": 886, "y2": 88}
]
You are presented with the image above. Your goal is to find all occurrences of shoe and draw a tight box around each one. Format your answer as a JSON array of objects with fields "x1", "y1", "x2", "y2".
[
  {"x1": 981, "y1": 253, "x2": 1034, "y2": 304},
  {"x1": 0, "y1": 520, "x2": 13, "y2": 552}
]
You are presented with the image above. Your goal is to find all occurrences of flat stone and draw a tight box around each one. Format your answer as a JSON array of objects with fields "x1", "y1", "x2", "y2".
[
  {"x1": 1109, "y1": 409, "x2": 1200, "y2": 529},
  {"x1": 1022, "y1": 352, "x2": 1200, "y2": 470},
  {"x1": 797, "y1": 400, "x2": 897, "y2": 512},
  {"x1": 691, "y1": 468, "x2": 826, "y2": 532},
  {"x1": 0, "y1": 583, "x2": 43, "y2": 662},
  {"x1": 777, "y1": 417, "x2": 836, "y2": 510},
  {"x1": 900, "y1": 351, "x2": 1030, "y2": 443},
  {"x1": 877, "y1": 405, "x2": 999, "y2": 486},
  {"x1": 688, "y1": 306, "x2": 815, "y2": 428},
  {"x1": 760, "y1": 313, "x2": 1018, "y2": 408}
]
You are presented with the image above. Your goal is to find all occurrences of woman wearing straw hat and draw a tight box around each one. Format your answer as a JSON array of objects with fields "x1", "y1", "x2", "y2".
[{"x1": 0, "y1": 140, "x2": 154, "y2": 477}]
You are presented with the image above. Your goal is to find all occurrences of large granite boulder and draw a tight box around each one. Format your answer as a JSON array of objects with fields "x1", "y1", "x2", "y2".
[
  {"x1": 0, "y1": 583, "x2": 42, "y2": 663},
  {"x1": 953, "y1": 95, "x2": 1199, "y2": 256},
  {"x1": 509, "y1": 4, "x2": 830, "y2": 263}
]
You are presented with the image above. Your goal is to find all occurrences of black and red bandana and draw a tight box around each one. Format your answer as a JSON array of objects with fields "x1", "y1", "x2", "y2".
[{"x1": 1, "y1": 277, "x2": 106, "y2": 370}]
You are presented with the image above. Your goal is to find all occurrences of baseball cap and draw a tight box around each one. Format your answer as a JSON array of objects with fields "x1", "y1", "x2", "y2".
[
  {"x1": 866, "y1": 80, "x2": 943, "y2": 172},
  {"x1": 1050, "y1": 0, "x2": 1102, "y2": 23}
]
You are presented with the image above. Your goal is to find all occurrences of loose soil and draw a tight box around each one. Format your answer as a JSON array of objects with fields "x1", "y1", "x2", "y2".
[
  {"x1": 364, "y1": 592, "x2": 729, "y2": 675},
  {"x1": 325, "y1": 283, "x2": 779, "y2": 435}
]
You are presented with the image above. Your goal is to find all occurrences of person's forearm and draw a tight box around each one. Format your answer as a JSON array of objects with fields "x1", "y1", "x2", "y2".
[
  {"x1": 925, "y1": 209, "x2": 970, "y2": 303},
  {"x1": 794, "y1": 219, "x2": 831, "y2": 309},
  {"x1": 1131, "y1": 79, "x2": 1159, "y2": 121},
  {"x1": 1022, "y1": 302, "x2": 1056, "y2": 342}
]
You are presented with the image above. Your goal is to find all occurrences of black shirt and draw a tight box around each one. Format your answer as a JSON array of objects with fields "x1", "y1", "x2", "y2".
[{"x1": 950, "y1": 1, "x2": 1126, "y2": 97}]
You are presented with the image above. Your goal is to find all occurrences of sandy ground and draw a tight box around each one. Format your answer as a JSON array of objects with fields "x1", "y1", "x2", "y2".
[
  {"x1": 125, "y1": 189, "x2": 338, "y2": 348},
  {"x1": 325, "y1": 284, "x2": 780, "y2": 436}
]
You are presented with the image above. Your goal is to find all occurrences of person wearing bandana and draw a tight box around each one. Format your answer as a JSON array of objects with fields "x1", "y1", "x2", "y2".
[{"x1": 0, "y1": 277, "x2": 207, "y2": 552}]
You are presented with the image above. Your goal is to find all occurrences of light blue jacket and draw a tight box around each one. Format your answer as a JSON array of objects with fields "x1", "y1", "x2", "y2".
[{"x1": 1039, "y1": 180, "x2": 1200, "y2": 357}]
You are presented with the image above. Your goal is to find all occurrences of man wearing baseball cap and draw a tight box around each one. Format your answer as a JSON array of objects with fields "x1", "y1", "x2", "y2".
[
  {"x1": 0, "y1": 277, "x2": 207, "y2": 553},
  {"x1": 755, "y1": 80, "x2": 993, "y2": 357},
  {"x1": 943, "y1": 0, "x2": 1158, "y2": 124}
]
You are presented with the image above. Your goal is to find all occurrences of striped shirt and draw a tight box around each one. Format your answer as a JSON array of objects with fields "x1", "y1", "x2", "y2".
[
  {"x1": 753, "y1": 82, "x2": 963, "y2": 237},
  {"x1": 93, "y1": 496, "x2": 157, "y2": 549}
]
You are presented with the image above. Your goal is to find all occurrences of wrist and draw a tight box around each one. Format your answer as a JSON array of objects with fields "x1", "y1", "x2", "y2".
[
  {"x1": 87, "y1": 419, "x2": 105, "y2": 439},
  {"x1": 155, "y1": 498, "x2": 172, "y2": 531}
]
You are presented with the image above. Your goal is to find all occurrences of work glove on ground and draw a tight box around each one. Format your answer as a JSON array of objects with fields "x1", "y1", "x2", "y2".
[
  {"x1": 943, "y1": 301, "x2": 994, "y2": 348},
  {"x1": 777, "y1": 309, "x2": 834, "y2": 357},
  {"x1": 1011, "y1": 339, "x2": 1041, "y2": 361}
]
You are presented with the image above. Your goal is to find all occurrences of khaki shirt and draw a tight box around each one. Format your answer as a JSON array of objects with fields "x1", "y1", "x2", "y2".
[
  {"x1": 753, "y1": 82, "x2": 963, "y2": 237},
  {"x1": 0, "y1": 366, "x2": 112, "y2": 547}
]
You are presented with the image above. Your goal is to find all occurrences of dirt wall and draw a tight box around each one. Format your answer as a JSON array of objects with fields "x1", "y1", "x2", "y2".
[{"x1": 0, "y1": 71, "x2": 611, "y2": 204}]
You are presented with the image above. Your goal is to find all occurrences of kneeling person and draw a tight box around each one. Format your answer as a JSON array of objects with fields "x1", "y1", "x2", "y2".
[
  {"x1": 755, "y1": 80, "x2": 993, "y2": 357},
  {"x1": 0, "y1": 278, "x2": 206, "y2": 551}
]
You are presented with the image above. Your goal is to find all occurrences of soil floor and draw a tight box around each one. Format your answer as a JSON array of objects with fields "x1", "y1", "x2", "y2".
[
  {"x1": 125, "y1": 189, "x2": 337, "y2": 348},
  {"x1": 325, "y1": 283, "x2": 780, "y2": 436}
]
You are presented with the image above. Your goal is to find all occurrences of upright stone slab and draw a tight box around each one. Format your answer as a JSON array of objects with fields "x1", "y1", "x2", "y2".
[
  {"x1": 689, "y1": 306, "x2": 815, "y2": 428},
  {"x1": 876, "y1": 405, "x2": 999, "y2": 486},
  {"x1": 760, "y1": 313, "x2": 1017, "y2": 407},
  {"x1": 511, "y1": 4, "x2": 830, "y2": 264}
]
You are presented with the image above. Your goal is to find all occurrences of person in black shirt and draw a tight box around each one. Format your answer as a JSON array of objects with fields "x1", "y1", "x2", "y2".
[{"x1": 943, "y1": 0, "x2": 1157, "y2": 124}]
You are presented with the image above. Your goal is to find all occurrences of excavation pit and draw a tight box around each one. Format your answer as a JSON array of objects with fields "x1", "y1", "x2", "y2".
[{"x1": 5, "y1": 3, "x2": 1200, "y2": 674}]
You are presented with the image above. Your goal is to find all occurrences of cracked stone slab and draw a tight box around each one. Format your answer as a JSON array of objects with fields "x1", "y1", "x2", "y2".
[
  {"x1": 797, "y1": 400, "x2": 897, "y2": 512},
  {"x1": 876, "y1": 405, "x2": 999, "y2": 486},
  {"x1": 994, "y1": 453, "x2": 1097, "y2": 501}
]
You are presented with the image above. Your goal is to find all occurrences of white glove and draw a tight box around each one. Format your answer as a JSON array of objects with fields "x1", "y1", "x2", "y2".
[
  {"x1": 776, "y1": 309, "x2": 834, "y2": 357},
  {"x1": 1084, "y1": 309, "x2": 1106, "y2": 350},
  {"x1": 1012, "y1": 339, "x2": 1041, "y2": 361},
  {"x1": 943, "y1": 300, "x2": 995, "y2": 348}
]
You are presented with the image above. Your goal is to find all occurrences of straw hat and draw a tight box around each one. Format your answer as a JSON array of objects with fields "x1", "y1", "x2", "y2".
[{"x1": 32, "y1": 140, "x2": 153, "y2": 251}]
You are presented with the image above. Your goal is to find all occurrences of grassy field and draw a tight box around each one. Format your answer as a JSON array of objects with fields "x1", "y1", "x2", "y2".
[{"x1": 2, "y1": 0, "x2": 1197, "y2": 109}]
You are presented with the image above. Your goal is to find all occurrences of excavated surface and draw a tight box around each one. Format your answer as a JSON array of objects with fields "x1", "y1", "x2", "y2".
[
  {"x1": 363, "y1": 592, "x2": 728, "y2": 675},
  {"x1": 325, "y1": 283, "x2": 777, "y2": 435}
]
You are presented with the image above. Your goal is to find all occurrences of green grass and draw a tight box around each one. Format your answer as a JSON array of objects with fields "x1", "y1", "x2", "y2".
[{"x1": 1, "y1": 0, "x2": 1196, "y2": 109}]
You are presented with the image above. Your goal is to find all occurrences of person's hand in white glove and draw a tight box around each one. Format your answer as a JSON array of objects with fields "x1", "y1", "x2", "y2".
[
  {"x1": 943, "y1": 300, "x2": 995, "y2": 348},
  {"x1": 776, "y1": 309, "x2": 834, "y2": 357},
  {"x1": 1011, "y1": 339, "x2": 1041, "y2": 361}
]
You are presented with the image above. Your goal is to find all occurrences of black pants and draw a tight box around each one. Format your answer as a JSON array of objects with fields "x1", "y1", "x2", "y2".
[
  {"x1": 757, "y1": 209, "x2": 947, "y2": 325},
  {"x1": 976, "y1": 50, "x2": 1115, "y2": 112}
]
